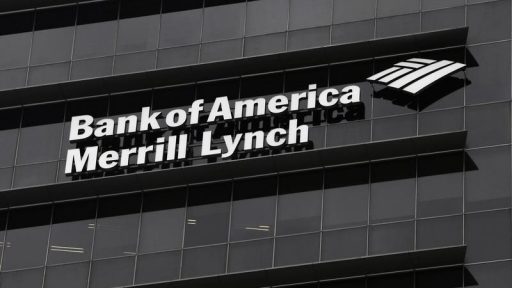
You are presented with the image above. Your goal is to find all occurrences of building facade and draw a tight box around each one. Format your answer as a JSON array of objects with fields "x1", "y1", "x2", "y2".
[{"x1": 0, "y1": 0, "x2": 510, "y2": 287}]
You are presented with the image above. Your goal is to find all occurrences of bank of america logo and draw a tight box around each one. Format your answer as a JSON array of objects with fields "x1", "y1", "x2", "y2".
[{"x1": 367, "y1": 58, "x2": 466, "y2": 94}]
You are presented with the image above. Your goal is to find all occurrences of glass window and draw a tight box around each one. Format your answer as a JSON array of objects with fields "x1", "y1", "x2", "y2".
[
  {"x1": 333, "y1": 0, "x2": 376, "y2": 24},
  {"x1": 422, "y1": 0, "x2": 465, "y2": 11},
  {"x1": 0, "y1": 108, "x2": 21, "y2": 167},
  {"x1": 184, "y1": 182, "x2": 231, "y2": 247},
  {"x1": 114, "y1": 50, "x2": 156, "y2": 74},
  {"x1": 467, "y1": 0, "x2": 511, "y2": 44},
  {"x1": 465, "y1": 146, "x2": 511, "y2": 212},
  {"x1": 0, "y1": 268, "x2": 44, "y2": 288},
  {"x1": 323, "y1": 164, "x2": 369, "y2": 229},
  {"x1": 326, "y1": 121, "x2": 371, "y2": 147},
  {"x1": 321, "y1": 227, "x2": 367, "y2": 261},
  {"x1": 287, "y1": 26, "x2": 331, "y2": 51},
  {"x1": 93, "y1": 194, "x2": 141, "y2": 259},
  {"x1": 47, "y1": 199, "x2": 97, "y2": 265},
  {"x1": 286, "y1": 67, "x2": 328, "y2": 93},
  {"x1": 466, "y1": 42, "x2": 511, "y2": 105},
  {"x1": 0, "y1": 11, "x2": 34, "y2": 36},
  {"x1": 417, "y1": 215, "x2": 463, "y2": 249},
  {"x1": 28, "y1": 62, "x2": 70, "y2": 85},
  {"x1": 13, "y1": 162, "x2": 58, "y2": 188},
  {"x1": 228, "y1": 239, "x2": 273, "y2": 273},
  {"x1": 466, "y1": 102, "x2": 511, "y2": 148},
  {"x1": 465, "y1": 210, "x2": 512, "y2": 262},
  {"x1": 246, "y1": 0, "x2": 289, "y2": 36},
  {"x1": 417, "y1": 152, "x2": 463, "y2": 217},
  {"x1": 0, "y1": 68, "x2": 27, "y2": 90},
  {"x1": 71, "y1": 57, "x2": 113, "y2": 80},
  {"x1": 415, "y1": 267, "x2": 464, "y2": 288},
  {"x1": 230, "y1": 177, "x2": 277, "y2": 241},
  {"x1": 467, "y1": 261, "x2": 512, "y2": 288},
  {"x1": 332, "y1": 20, "x2": 375, "y2": 44},
  {"x1": 277, "y1": 170, "x2": 323, "y2": 235},
  {"x1": 139, "y1": 188, "x2": 186, "y2": 253},
  {"x1": 421, "y1": 7, "x2": 465, "y2": 32},
  {"x1": 370, "y1": 158, "x2": 416, "y2": 223},
  {"x1": 200, "y1": 39, "x2": 243, "y2": 62},
  {"x1": 202, "y1": 3, "x2": 246, "y2": 42},
  {"x1": 0, "y1": 211, "x2": 6, "y2": 262},
  {"x1": 274, "y1": 233, "x2": 320, "y2": 267},
  {"x1": 89, "y1": 257, "x2": 135, "y2": 288},
  {"x1": 157, "y1": 45, "x2": 199, "y2": 68},
  {"x1": 162, "y1": 0, "x2": 203, "y2": 12},
  {"x1": 116, "y1": 15, "x2": 160, "y2": 54},
  {"x1": 377, "y1": 0, "x2": 420, "y2": 17},
  {"x1": 418, "y1": 108, "x2": 464, "y2": 135},
  {"x1": 135, "y1": 251, "x2": 181, "y2": 284},
  {"x1": 44, "y1": 262, "x2": 89, "y2": 288},
  {"x1": 369, "y1": 221, "x2": 414, "y2": 255},
  {"x1": 372, "y1": 114, "x2": 417, "y2": 141},
  {"x1": 2, "y1": 205, "x2": 51, "y2": 270},
  {"x1": 0, "y1": 168, "x2": 12, "y2": 190},
  {"x1": 244, "y1": 33, "x2": 287, "y2": 57},
  {"x1": 74, "y1": 0, "x2": 119, "y2": 59},
  {"x1": 376, "y1": 13, "x2": 420, "y2": 38},
  {"x1": 289, "y1": 0, "x2": 332, "y2": 30},
  {"x1": 0, "y1": 33, "x2": 32, "y2": 69},
  {"x1": 160, "y1": 9, "x2": 202, "y2": 48},
  {"x1": 181, "y1": 245, "x2": 227, "y2": 278},
  {"x1": 17, "y1": 103, "x2": 65, "y2": 165}
]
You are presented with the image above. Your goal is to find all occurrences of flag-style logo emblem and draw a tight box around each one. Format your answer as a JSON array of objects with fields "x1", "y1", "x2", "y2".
[{"x1": 367, "y1": 58, "x2": 466, "y2": 95}]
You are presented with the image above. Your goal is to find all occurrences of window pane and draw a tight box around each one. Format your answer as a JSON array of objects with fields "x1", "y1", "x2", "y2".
[
  {"x1": 466, "y1": 103, "x2": 511, "y2": 148},
  {"x1": 31, "y1": 27, "x2": 74, "y2": 65},
  {"x1": 369, "y1": 221, "x2": 414, "y2": 255},
  {"x1": 71, "y1": 57, "x2": 113, "y2": 80},
  {"x1": 2, "y1": 205, "x2": 51, "y2": 270},
  {"x1": 200, "y1": 38, "x2": 243, "y2": 63},
  {"x1": 44, "y1": 262, "x2": 89, "y2": 288},
  {"x1": 202, "y1": 3, "x2": 246, "y2": 42},
  {"x1": 417, "y1": 215, "x2": 463, "y2": 249},
  {"x1": 333, "y1": 0, "x2": 376, "y2": 24},
  {"x1": 17, "y1": 103, "x2": 64, "y2": 165},
  {"x1": 287, "y1": 26, "x2": 330, "y2": 51},
  {"x1": 421, "y1": 7, "x2": 465, "y2": 32},
  {"x1": 182, "y1": 245, "x2": 227, "y2": 278},
  {"x1": 139, "y1": 188, "x2": 186, "y2": 253},
  {"x1": 13, "y1": 162, "x2": 58, "y2": 188},
  {"x1": 90, "y1": 257, "x2": 135, "y2": 288},
  {"x1": 289, "y1": 0, "x2": 333, "y2": 30},
  {"x1": 467, "y1": 0, "x2": 511, "y2": 44},
  {"x1": 74, "y1": 22, "x2": 117, "y2": 59},
  {"x1": 465, "y1": 146, "x2": 511, "y2": 212},
  {"x1": 422, "y1": 0, "x2": 464, "y2": 11},
  {"x1": 321, "y1": 227, "x2": 367, "y2": 261},
  {"x1": 0, "y1": 108, "x2": 21, "y2": 167},
  {"x1": 376, "y1": 14, "x2": 420, "y2": 38},
  {"x1": 323, "y1": 164, "x2": 369, "y2": 229},
  {"x1": 370, "y1": 158, "x2": 416, "y2": 223},
  {"x1": 327, "y1": 121, "x2": 371, "y2": 147},
  {"x1": 275, "y1": 233, "x2": 320, "y2": 267},
  {"x1": 157, "y1": 45, "x2": 199, "y2": 68},
  {"x1": 184, "y1": 182, "x2": 231, "y2": 247},
  {"x1": 246, "y1": 0, "x2": 289, "y2": 36},
  {"x1": 117, "y1": 15, "x2": 160, "y2": 54},
  {"x1": 277, "y1": 170, "x2": 323, "y2": 235},
  {"x1": 135, "y1": 251, "x2": 181, "y2": 284},
  {"x1": 372, "y1": 114, "x2": 417, "y2": 141},
  {"x1": 244, "y1": 33, "x2": 286, "y2": 57},
  {"x1": 417, "y1": 152, "x2": 463, "y2": 217},
  {"x1": 418, "y1": 108, "x2": 464, "y2": 135},
  {"x1": 47, "y1": 199, "x2": 97, "y2": 265},
  {"x1": 377, "y1": 0, "x2": 420, "y2": 17},
  {"x1": 332, "y1": 20, "x2": 375, "y2": 44},
  {"x1": 0, "y1": 268, "x2": 43, "y2": 288},
  {"x1": 228, "y1": 239, "x2": 273, "y2": 273},
  {"x1": 93, "y1": 194, "x2": 141, "y2": 259},
  {"x1": 465, "y1": 210, "x2": 512, "y2": 262},
  {"x1": 230, "y1": 176, "x2": 277, "y2": 241},
  {"x1": 28, "y1": 62, "x2": 70, "y2": 85},
  {"x1": 0, "y1": 168, "x2": 12, "y2": 190},
  {"x1": 0, "y1": 33, "x2": 31, "y2": 69},
  {"x1": 114, "y1": 50, "x2": 156, "y2": 74},
  {"x1": 467, "y1": 261, "x2": 512, "y2": 288},
  {"x1": 0, "y1": 68, "x2": 27, "y2": 90},
  {"x1": 160, "y1": 9, "x2": 202, "y2": 48}
]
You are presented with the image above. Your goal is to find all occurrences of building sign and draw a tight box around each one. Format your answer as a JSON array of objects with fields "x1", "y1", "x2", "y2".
[{"x1": 65, "y1": 84, "x2": 361, "y2": 174}]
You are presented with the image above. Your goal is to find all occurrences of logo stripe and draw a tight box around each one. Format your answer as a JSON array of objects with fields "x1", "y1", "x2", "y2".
[
  {"x1": 379, "y1": 68, "x2": 413, "y2": 83},
  {"x1": 395, "y1": 62, "x2": 424, "y2": 69},
  {"x1": 367, "y1": 67, "x2": 401, "y2": 81},
  {"x1": 403, "y1": 63, "x2": 466, "y2": 94},
  {"x1": 408, "y1": 58, "x2": 436, "y2": 64},
  {"x1": 388, "y1": 60, "x2": 453, "y2": 89}
]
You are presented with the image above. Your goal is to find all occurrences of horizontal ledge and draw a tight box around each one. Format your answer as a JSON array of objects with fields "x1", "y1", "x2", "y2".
[
  {"x1": 0, "y1": 27, "x2": 468, "y2": 108},
  {"x1": 129, "y1": 246, "x2": 467, "y2": 288},
  {"x1": 0, "y1": 0, "x2": 92, "y2": 13},
  {"x1": 0, "y1": 131, "x2": 467, "y2": 208}
]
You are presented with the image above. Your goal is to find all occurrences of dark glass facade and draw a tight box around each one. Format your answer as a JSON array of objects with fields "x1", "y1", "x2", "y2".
[{"x1": 0, "y1": 0, "x2": 510, "y2": 288}]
